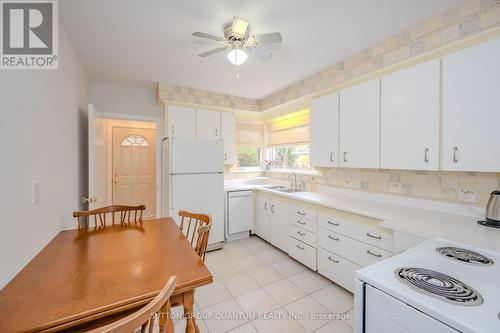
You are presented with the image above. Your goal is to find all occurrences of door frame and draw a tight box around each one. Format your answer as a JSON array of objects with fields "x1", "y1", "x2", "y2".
[{"x1": 101, "y1": 112, "x2": 164, "y2": 218}]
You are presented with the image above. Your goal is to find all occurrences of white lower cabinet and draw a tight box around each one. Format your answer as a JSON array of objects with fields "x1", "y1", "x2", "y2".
[
  {"x1": 318, "y1": 248, "x2": 360, "y2": 293},
  {"x1": 318, "y1": 230, "x2": 392, "y2": 267},
  {"x1": 255, "y1": 192, "x2": 290, "y2": 253},
  {"x1": 269, "y1": 199, "x2": 290, "y2": 253},
  {"x1": 255, "y1": 191, "x2": 394, "y2": 294},
  {"x1": 289, "y1": 237, "x2": 317, "y2": 270}
]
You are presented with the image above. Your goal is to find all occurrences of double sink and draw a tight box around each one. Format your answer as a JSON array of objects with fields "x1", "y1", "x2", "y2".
[{"x1": 262, "y1": 185, "x2": 306, "y2": 193}]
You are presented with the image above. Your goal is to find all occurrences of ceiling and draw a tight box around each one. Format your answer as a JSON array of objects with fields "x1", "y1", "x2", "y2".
[{"x1": 60, "y1": 0, "x2": 461, "y2": 100}]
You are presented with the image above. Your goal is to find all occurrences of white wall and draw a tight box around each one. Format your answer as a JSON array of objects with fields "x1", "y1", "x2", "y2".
[
  {"x1": 89, "y1": 82, "x2": 163, "y2": 118},
  {"x1": 0, "y1": 29, "x2": 89, "y2": 289}
]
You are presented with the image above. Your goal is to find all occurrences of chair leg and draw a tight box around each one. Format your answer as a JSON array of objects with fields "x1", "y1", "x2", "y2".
[{"x1": 158, "y1": 299, "x2": 174, "y2": 333}]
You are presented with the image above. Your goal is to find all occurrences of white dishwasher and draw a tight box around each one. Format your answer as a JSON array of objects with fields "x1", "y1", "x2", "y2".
[{"x1": 226, "y1": 191, "x2": 253, "y2": 241}]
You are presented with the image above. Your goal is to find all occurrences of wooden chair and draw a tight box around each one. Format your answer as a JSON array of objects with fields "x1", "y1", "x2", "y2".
[
  {"x1": 73, "y1": 205, "x2": 146, "y2": 229},
  {"x1": 178, "y1": 210, "x2": 212, "y2": 261},
  {"x1": 86, "y1": 276, "x2": 176, "y2": 333}
]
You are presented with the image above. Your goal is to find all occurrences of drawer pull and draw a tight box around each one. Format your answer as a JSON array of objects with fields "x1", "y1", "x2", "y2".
[
  {"x1": 296, "y1": 244, "x2": 305, "y2": 250},
  {"x1": 297, "y1": 231, "x2": 306, "y2": 236},
  {"x1": 297, "y1": 211, "x2": 306, "y2": 216},
  {"x1": 328, "y1": 235, "x2": 339, "y2": 241},
  {"x1": 366, "y1": 232, "x2": 382, "y2": 240},
  {"x1": 328, "y1": 256, "x2": 339, "y2": 263},
  {"x1": 327, "y1": 221, "x2": 339, "y2": 226},
  {"x1": 297, "y1": 220, "x2": 306, "y2": 225},
  {"x1": 366, "y1": 249, "x2": 382, "y2": 258}
]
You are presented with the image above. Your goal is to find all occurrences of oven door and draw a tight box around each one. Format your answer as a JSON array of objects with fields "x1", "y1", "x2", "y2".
[{"x1": 365, "y1": 285, "x2": 459, "y2": 333}]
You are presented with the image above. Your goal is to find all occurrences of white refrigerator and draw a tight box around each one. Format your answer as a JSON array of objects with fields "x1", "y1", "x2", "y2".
[{"x1": 162, "y1": 137, "x2": 224, "y2": 248}]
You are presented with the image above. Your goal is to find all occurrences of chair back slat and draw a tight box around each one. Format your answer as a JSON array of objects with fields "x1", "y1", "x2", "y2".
[
  {"x1": 177, "y1": 210, "x2": 212, "y2": 261},
  {"x1": 86, "y1": 276, "x2": 176, "y2": 333},
  {"x1": 73, "y1": 205, "x2": 146, "y2": 229}
]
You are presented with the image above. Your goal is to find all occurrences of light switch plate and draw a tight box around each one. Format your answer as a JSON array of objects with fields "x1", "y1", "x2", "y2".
[
  {"x1": 32, "y1": 181, "x2": 40, "y2": 205},
  {"x1": 458, "y1": 188, "x2": 477, "y2": 203}
]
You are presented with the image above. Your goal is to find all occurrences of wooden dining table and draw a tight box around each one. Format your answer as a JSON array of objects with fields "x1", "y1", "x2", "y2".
[{"x1": 0, "y1": 218, "x2": 213, "y2": 333}]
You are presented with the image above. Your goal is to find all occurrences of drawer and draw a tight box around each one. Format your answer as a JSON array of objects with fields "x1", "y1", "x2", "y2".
[
  {"x1": 317, "y1": 248, "x2": 360, "y2": 293},
  {"x1": 290, "y1": 215, "x2": 317, "y2": 233},
  {"x1": 290, "y1": 224, "x2": 317, "y2": 248},
  {"x1": 318, "y1": 229, "x2": 392, "y2": 267},
  {"x1": 289, "y1": 237, "x2": 316, "y2": 270},
  {"x1": 318, "y1": 214, "x2": 393, "y2": 252},
  {"x1": 290, "y1": 206, "x2": 317, "y2": 221}
]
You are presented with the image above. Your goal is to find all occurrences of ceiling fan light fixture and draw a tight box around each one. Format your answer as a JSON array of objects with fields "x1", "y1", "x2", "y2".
[{"x1": 227, "y1": 48, "x2": 248, "y2": 65}]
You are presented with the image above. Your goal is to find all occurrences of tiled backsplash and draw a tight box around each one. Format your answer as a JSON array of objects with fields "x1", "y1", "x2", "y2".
[
  {"x1": 266, "y1": 169, "x2": 500, "y2": 207},
  {"x1": 260, "y1": 0, "x2": 500, "y2": 110}
]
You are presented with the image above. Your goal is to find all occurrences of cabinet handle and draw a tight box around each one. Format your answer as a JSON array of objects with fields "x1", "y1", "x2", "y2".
[
  {"x1": 264, "y1": 202, "x2": 268, "y2": 211},
  {"x1": 297, "y1": 231, "x2": 306, "y2": 236},
  {"x1": 424, "y1": 148, "x2": 429, "y2": 163},
  {"x1": 297, "y1": 220, "x2": 306, "y2": 225},
  {"x1": 343, "y1": 152, "x2": 348, "y2": 162},
  {"x1": 328, "y1": 256, "x2": 339, "y2": 263},
  {"x1": 215, "y1": 129, "x2": 218, "y2": 137},
  {"x1": 366, "y1": 249, "x2": 382, "y2": 258},
  {"x1": 224, "y1": 153, "x2": 227, "y2": 161},
  {"x1": 328, "y1": 221, "x2": 339, "y2": 226},
  {"x1": 328, "y1": 235, "x2": 339, "y2": 241},
  {"x1": 453, "y1": 146, "x2": 458, "y2": 163},
  {"x1": 271, "y1": 204, "x2": 274, "y2": 214},
  {"x1": 297, "y1": 211, "x2": 306, "y2": 216},
  {"x1": 296, "y1": 244, "x2": 305, "y2": 250},
  {"x1": 366, "y1": 232, "x2": 382, "y2": 240},
  {"x1": 171, "y1": 125, "x2": 175, "y2": 135},
  {"x1": 330, "y1": 152, "x2": 334, "y2": 162}
]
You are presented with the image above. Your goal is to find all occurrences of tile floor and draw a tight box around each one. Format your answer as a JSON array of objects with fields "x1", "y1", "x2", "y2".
[{"x1": 171, "y1": 235, "x2": 354, "y2": 333}]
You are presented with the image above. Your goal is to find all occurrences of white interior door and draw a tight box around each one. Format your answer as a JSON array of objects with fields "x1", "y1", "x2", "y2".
[
  {"x1": 112, "y1": 127, "x2": 157, "y2": 218},
  {"x1": 88, "y1": 104, "x2": 107, "y2": 210}
]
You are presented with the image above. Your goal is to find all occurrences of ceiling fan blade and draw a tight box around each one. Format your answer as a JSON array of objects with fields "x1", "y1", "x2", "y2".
[
  {"x1": 247, "y1": 47, "x2": 273, "y2": 61},
  {"x1": 198, "y1": 47, "x2": 228, "y2": 57},
  {"x1": 232, "y1": 16, "x2": 249, "y2": 36},
  {"x1": 255, "y1": 32, "x2": 282, "y2": 44},
  {"x1": 192, "y1": 32, "x2": 225, "y2": 42}
]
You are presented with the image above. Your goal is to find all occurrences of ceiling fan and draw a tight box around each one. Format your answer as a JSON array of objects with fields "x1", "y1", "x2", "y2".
[{"x1": 192, "y1": 16, "x2": 283, "y2": 66}]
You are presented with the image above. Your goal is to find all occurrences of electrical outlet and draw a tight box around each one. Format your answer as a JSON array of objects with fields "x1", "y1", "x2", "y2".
[
  {"x1": 32, "y1": 181, "x2": 40, "y2": 205},
  {"x1": 458, "y1": 188, "x2": 477, "y2": 203},
  {"x1": 389, "y1": 183, "x2": 402, "y2": 193}
]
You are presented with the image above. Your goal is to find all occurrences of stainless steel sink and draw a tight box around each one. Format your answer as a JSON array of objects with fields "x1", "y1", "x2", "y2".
[
  {"x1": 276, "y1": 188, "x2": 306, "y2": 193},
  {"x1": 262, "y1": 185, "x2": 289, "y2": 190}
]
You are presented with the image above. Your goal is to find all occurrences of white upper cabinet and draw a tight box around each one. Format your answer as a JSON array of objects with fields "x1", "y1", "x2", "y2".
[
  {"x1": 221, "y1": 112, "x2": 236, "y2": 165},
  {"x1": 381, "y1": 59, "x2": 440, "y2": 170},
  {"x1": 339, "y1": 79, "x2": 381, "y2": 168},
  {"x1": 310, "y1": 92, "x2": 339, "y2": 167},
  {"x1": 443, "y1": 37, "x2": 500, "y2": 172},
  {"x1": 196, "y1": 109, "x2": 221, "y2": 141},
  {"x1": 166, "y1": 105, "x2": 196, "y2": 138}
]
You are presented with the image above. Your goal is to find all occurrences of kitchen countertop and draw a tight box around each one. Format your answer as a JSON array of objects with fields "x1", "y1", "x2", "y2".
[{"x1": 224, "y1": 179, "x2": 500, "y2": 252}]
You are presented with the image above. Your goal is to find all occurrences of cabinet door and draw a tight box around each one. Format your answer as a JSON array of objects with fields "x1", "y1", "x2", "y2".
[
  {"x1": 196, "y1": 109, "x2": 221, "y2": 140},
  {"x1": 310, "y1": 92, "x2": 339, "y2": 167},
  {"x1": 270, "y1": 199, "x2": 290, "y2": 253},
  {"x1": 255, "y1": 193, "x2": 270, "y2": 242},
  {"x1": 381, "y1": 59, "x2": 440, "y2": 170},
  {"x1": 166, "y1": 105, "x2": 196, "y2": 138},
  {"x1": 221, "y1": 112, "x2": 236, "y2": 165},
  {"x1": 442, "y1": 37, "x2": 500, "y2": 172},
  {"x1": 339, "y1": 79, "x2": 380, "y2": 168}
]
